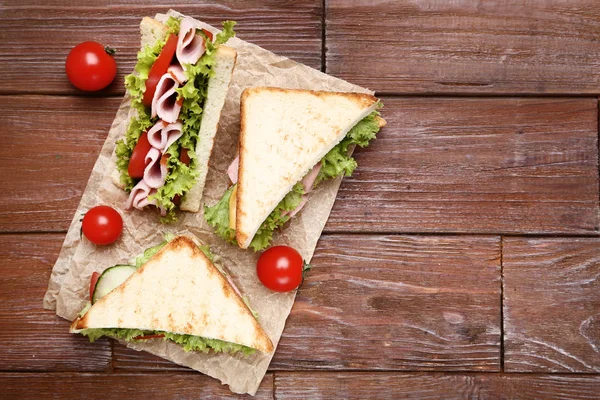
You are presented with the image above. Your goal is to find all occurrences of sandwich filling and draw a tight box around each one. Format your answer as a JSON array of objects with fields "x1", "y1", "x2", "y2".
[
  {"x1": 75, "y1": 234, "x2": 258, "y2": 356},
  {"x1": 205, "y1": 108, "x2": 384, "y2": 251},
  {"x1": 116, "y1": 17, "x2": 235, "y2": 222}
]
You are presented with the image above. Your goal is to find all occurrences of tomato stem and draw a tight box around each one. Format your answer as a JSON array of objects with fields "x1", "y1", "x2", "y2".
[
  {"x1": 301, "y1": 261, "x2": 312, "y2": 284},
  {"x1": 104, "y1": 46, "x2": 116, "y2": 56}
]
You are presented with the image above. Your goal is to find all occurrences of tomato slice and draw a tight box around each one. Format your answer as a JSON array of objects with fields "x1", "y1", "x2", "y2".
[
  {"x1": 142, "y1": 34, "x2": 178, "y2": 107},
  {"x1": 128, "y1": 131, "x2": 152, "y2": 178},
  {"x1": 134, "y1": 334, "x2": 165, "y2": 340},
  {"x1": 89, "y1": 272, "x2": 101, "y2": 301},
  {"x1": 179, "y1": 147, "x2": 191, "y2": 165},
  {"x1": 201, "y1": 28, "x2": 213, "y2": 42}
]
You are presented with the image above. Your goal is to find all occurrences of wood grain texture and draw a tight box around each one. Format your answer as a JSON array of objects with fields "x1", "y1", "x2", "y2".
[
  {"x1": 0, "y1": 0, "x2": 322, "y2": 95},
  {"x1": 270, "y1": 235, "x2": 501, "y2": 371},
  {"x1": 327, "y1": 97, "x2": 599, "y2": 235},
  {"x1": 503, "y1": 237, "x2": 600, "y2": 372},
  {"x1": 0, "y1": 234, "x2": 111, "y2": 372},
  {"x1": 275, "y1": 372, "x2": 600, "y2": 400},
  {"x1": 0, "y1": 96, "x2": 120, "y2": 232},
  {"x1": 0, "y1": 372, "x2": 274, "y2": 399},
  {"x1": 4, "y1": 96, "x2": 598, "y2": 235},
  {"x1": 326, "y1": 0, "x2": 600, "y2": 94},
  {"x1": 111, "y1": 234, "x2": 500, "y2": 372}
]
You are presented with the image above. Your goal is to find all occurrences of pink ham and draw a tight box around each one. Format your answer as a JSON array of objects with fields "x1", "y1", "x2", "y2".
[
  {"x1": 282, "y1": 162, "x2": 323, "y2": 218},
  {"x1": 143, "y1": 148, "x2": 169, "y2": 189},
  {"x1": 151, "y1": 74, "x2": 182, "y2": 123},
  {"x1": 147, "y1": 120, "x2": 183, "y2": 153},
  {"x1": 125, "y1": 180, "x2": 157, "y2": 211},
  {"x1": 227, "y1": 155, "x2": 239, "y2": 184},
  {"x1": 300, "y1": 162, "x2": 322, "y2": 193},
  {"x1": 176, "y1": 17, "x2": 206, "y2": 69},
  {"x1": 167, "y1": 62, "x2": 187, "y2": 84}
]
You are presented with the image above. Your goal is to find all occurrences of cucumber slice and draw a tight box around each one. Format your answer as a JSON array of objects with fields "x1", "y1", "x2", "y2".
[{"x1": 92, "y1": 264, "x2": 137, "y2": 304}]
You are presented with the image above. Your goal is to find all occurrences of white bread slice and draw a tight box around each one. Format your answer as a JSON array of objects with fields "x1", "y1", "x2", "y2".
[
  {"x1": 140, "y1": 16, "x2": 169, "y2": 48},
  {"x1": 180, "y1": 45, "x2": 237, "y2": 211},
  {"x1": 235, "y1": 88, "x2": 379, "y2": 249},
  {"x1": 70, "y1": 235, "x2": 273, "y2": 353}
]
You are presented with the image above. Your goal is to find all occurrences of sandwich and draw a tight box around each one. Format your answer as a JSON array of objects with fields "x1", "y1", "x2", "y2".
[
  {"x1": 70, "y1": 234, "x2": 274, "y2": 355},
  {"x1": 114, "y1": 15, "x2": 237, "y2": 222},
  {"x1": 205, "y1": 87, "x2": 386, "y2": 251}
]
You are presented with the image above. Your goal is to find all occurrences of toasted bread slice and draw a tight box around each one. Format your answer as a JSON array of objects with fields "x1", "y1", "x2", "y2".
[
  {"x1": 70, "y1": 236, "x2": 273, "y2": 353},
  {"x1": 235, "y1": 87, "x2": 379, "y2": 249}
]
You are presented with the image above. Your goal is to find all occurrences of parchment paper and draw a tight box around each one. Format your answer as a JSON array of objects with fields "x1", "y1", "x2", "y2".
[{"x1": 43, "y1": 10, "x2": 372, "y2": 396}]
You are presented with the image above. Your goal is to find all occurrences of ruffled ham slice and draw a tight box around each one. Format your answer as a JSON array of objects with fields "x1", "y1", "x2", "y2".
[
  {"x1": 227, "y1": 155, "x2": 239, "y2": 184},
  {"x1": 125, "y1": 180, "x2": 157, "y2": 211},
  {"x1": 143, "y1": 148, "x2": 169, "y2": 189},
  {"x1": 147, "y1": 120, "x2": 184, "y2": 153},
  {"x1": 282, "y1": 162, "x2": 323, "y2": 218},
  {"x1": 151, "y1": 74, "x2": 182, "y2": 123},
  {"x1": 176, "y1": 17, "x2": 206, "y2": 69},
  {"x1": 167, "y1": 61, "x2": 187, "y2": 84},
  {"x1": 300, "y1": 162, "x2": 322, "y2": 193}
]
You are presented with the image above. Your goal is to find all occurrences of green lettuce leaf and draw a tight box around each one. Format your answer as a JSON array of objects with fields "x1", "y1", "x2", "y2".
[
  {"x1": 204, "y1": 182, "x2": 305, "y2": 252},
  {"x1": 165, "y1": 16, "x2": 181, "y2": 34},
  {"x1": 162, "y1": 331, "x2": 255, "y2": 356},
  {"x1": 80, "y1": 328, "x2": 148, "y2": 342},
  {"x1": 316, "y1": 110, "x2": 382, "y2": 185},
  {"x1": 249, "y1": 182, "x2": 304, "y2": 251},
  {"x1": 134, "y1": 232, "x2": 175, "y2": 267},
  {"x1": 204, "y1": 184, "x2": 237, "y2": 243},
  {"x1": 117, "y1": 19, "x2": 236, "y2": 221},
  {"x1": 79, "y1": 328, "x2": 255, "y2": 356},
  {"x1": 198, "y1": 244, "x2": 216, "y2": 263}
]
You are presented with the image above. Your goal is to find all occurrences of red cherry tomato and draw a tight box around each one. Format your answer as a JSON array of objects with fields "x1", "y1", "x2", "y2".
[
  {"x1": 142, "y1": 34, "x2": 178, "y2": 107},
  {"x1": 82, "y1": 206, "x2": 123, "y2": 246},
  {"x1": 65, "y1": 41, "x2": 117, "y2": 91},
  {"x1": 256, "y1": 246, "x2": 304, "y2": 292},
  {"x1": 89, "y1": 272, "x2": 101, "y2": 301},
  {"x1": 128, "y1": 131, "x2": 152, "y2": 178}
]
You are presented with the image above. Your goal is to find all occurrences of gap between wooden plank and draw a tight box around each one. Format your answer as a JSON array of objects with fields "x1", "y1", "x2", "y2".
[{"x1": 500, "y1": 236, "x2": 505, "y2": 372}]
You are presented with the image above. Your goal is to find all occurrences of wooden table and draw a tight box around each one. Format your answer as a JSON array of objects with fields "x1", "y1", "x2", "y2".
[{"x1": 1, "y1": 1, "x2": 599, "y2": 398}]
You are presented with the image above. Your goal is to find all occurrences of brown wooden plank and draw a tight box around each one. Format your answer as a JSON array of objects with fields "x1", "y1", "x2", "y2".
[
  {"x1": 275, "y1": 372, "x2": 600, "y2": 399},
  {"x1": 326, "y1": 0, "x2": 600, "y2": 94},
  {"x1": 112, "y1": 234, "x2": 500, "y2": 372},
  {"x1": 0, "y1": 96, "x2": 120, "y2": 232},
  {"x1": 0, "y1": 234, "x2": 112, "y2": 371},
  {"x1": 327, "y1": 97, "x2": 599, "y2": 235},
  {"x1": 272, "y1": 235, "x2": 501, "y2": 370},
  {"x1": 0, "y1": 0, "x2": 322, "y2": 95},
  {"x1": 4, "y1": 96, "x2": 598, "y2": 234},
  {"x1": 0, "y1": 372, "x2": 273, "y2": 399},
  {"x1": 503, "y1": 237, "x2": 600, "y2": 372}
]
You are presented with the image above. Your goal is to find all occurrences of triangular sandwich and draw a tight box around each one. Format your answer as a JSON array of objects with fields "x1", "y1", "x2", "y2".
[
  {"x1": 71, "y1": 235, "x2": 273, "y2": 354},
  {"x1": 205, "y1": 87, "x2": 386, "y2": 250}
]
